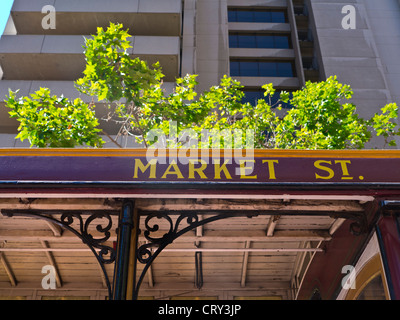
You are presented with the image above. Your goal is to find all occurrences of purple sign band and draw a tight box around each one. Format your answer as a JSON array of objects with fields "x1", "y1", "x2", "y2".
[{"x1": 0, "y1": 153, "x2": 399, "y2": 184}]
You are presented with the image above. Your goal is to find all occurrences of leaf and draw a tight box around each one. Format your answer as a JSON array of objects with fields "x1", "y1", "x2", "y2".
[{"x1": 7, "y1": 23, "x2": 396, "y2": 151}]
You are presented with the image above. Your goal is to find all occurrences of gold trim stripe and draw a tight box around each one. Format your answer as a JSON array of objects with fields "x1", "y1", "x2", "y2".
[{"x1": 0, "y1": 148, "x2": 399, "y2": 158}]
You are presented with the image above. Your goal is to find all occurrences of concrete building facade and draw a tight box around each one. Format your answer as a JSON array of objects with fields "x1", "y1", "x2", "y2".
[
  {"x1": 0, "y1": 1, "x2": 400, "y2": 301},
  {"x1": 0, "y1": 0, "x2": 400, "y2": 147}
]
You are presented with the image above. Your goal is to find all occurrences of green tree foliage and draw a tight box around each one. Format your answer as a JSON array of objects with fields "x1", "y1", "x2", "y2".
[
  {"x1": 5, "y1": 23, "x2": 400, "y2": 149},
  {"x1": 6, "y1": 88, "x2": 103, "y2": 148},
  {"x1": 261, "y1": 77, "x2": 400, "y2": 149}
]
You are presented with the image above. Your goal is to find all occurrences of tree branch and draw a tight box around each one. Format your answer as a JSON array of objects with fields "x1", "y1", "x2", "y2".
[{"x1": 101, "y1": 130, "x2": 123, "y2": 148}]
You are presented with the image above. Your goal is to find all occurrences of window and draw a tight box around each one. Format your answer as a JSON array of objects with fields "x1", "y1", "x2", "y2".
[
  {"x1": 228, "y1": 9, "x2": 287, "y2": 23},
  {"x1": 239, "y1": 61, "x2": 259, "y2": 76},
  {"x1": 229, "y1": 33, "x2": 291, "y2": 49},
  {"x1": 277, "y1": 62, "x2": 293, "y2": 77},
  {"x1": 241, "y1": 89, "x2": 294, "y2": 108},
  {"x1": 274, "y1": 35, "x2": 291, "y2": 48},
  {"x1": 259, "y1": 62, "x2": 277, "y2": 77},
  {"x1": 230, "y1": 60, "x2": 294, "y2": 77},
  {"x1": 344, "y1": 254, "x2": 390, "y2": 300},
  {"x1": 356, "y1": 275, "x2": 387, "y2": 300}
]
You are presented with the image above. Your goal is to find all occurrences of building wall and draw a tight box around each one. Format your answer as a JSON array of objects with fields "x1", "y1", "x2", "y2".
[
  {"x1": 0, "y1": 0, "x2": 182, "y2": 148},
  {"x1": 0, "y1": 0, "x2": 400, "y2": 148},
  {"x1": 306, "y1": 0, "x2": 400, "y2": 147},
  {"x1": 363, "y1": 0, "x2": 400, "y2": 108}
]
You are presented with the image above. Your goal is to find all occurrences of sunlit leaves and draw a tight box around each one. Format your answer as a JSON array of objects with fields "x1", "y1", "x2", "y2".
[
  {"x1": 270, "y1": 76, "x2": 372, "y2": 149},
  {"x1": 6, "y1": 88, "x2": 104, "y2": 148},
  {"x1": 6, "y1": 22, "x2": 400, "y2": 150},
  {"x1": 369, "y1": 103, "x2": 400, "y2": 147},
  {"x1": 75, "y1": 23, "x2": 163, "y2": 104}
]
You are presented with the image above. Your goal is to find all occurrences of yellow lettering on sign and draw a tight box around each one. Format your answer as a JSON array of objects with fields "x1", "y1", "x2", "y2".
[
  {"x1": 214, "y1": 159, "x2": 232, "y2": 180},
  {"x1": 314, "y1": 160, "x2": 334, "y2": 180},
  {"x1": 239, "y1": 160, "x2": 257, "y2": 179},
  {"x1": 133, "y1": 159, "x2": 157, "y2": 179},
  {"x1": 189, "y1": 159, "x2": 208, "y2": 179},
  {"x1": 262, "y1": 160, "x2": 279, "y2": 180},
  {"x1": 161, "y1": 160, "x2": 184, "y2": 179},
  {"x1": 335, "y1": 160, "x2": 353, "y2": 180}
]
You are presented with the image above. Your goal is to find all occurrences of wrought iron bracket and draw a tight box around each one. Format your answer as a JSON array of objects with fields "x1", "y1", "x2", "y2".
[
  {"x1": 1, "y1": 209, "x2": 118, "y2": 298},
  {"x1": 2, "y1": 207, "x2": 370, "y2": 300},
  {"x1": 133, "y1": 209, "x2": 369, "y2": 297},
  {"x1": 133, "y1": 211, "x2": 257, "y2": 297}
]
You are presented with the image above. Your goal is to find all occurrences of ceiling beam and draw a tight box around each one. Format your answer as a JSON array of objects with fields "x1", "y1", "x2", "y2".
[
  {"x1": 266, "y1": 215, "x2": 280, "y2": 236},
  {"x1": 40, "y1": 240, "x2": 62, "y2": 288},
  {"x1": 144, "y1": 241, "x2": 155, "y2": 289},
  {"x1": 240, "y1": 241, "x2": 251, "y2": 288},
  {"x1": 0, "y1": 280, "x2": 291, "y2": 291},
  {"x1": 0, "y1": 198, "x2": 121, "y2": 211},
  {"x1": 44, "y1": 221, "x2": 63, "y2": 237},
  {"x1": 290, "y1": 241, "x2": 307, "y2": 296},
  {"x1": 329, "y1": 218, "x2": 346, "y2": 235},
  {"x1": 147, "y1": 264, "x2": 154, "y2": 289},
  {"x1": 195, "y1": 215, "x2": 203, "y2": 248},
  {"x1": 0, "y1": 252, "x2": 17, "y2": 287},
  {"x1": 136, "y1": 198, "x2": 365, "y2": 213},
  {"x1": 0, "y1": 246, "x2": 324, "y2": 253},
  {"x1": 96, "y1": 263, "x2": 108, "y2": 289},
  {"x1": 0, "y1": 229, "x2": 332, "y2": 243}
]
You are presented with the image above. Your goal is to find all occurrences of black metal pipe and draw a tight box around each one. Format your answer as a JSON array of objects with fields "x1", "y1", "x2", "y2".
[{"x1": 112, "y1": 200, "x2": 134, "y2": 300}]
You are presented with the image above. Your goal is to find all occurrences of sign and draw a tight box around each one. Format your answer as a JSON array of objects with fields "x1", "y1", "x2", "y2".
[{"x1": 0, "y1": 149, "x2": 400, "y2": 185}]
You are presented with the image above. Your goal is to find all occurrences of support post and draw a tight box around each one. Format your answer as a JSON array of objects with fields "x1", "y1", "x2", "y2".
[
  {"x1": 112, "y1": 200, "x2": 137, "y2": 300},
  {"x1": 127, "y1": 206, "x2": 140, "y2": 300}
]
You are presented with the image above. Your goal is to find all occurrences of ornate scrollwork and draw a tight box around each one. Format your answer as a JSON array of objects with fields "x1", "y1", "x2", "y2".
[
  {"x1": 134, "y1": 211, "x2": 237, "y2": 297},
  {"x1": 137, "y1": 212, "x2": 201, "y2": 264},
  {"x1": 1, "y1": 210, "x2": 117, "y2": 298},
  {"x1": 60, "y1": 212, "x2": 115, "y2": 264}
]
